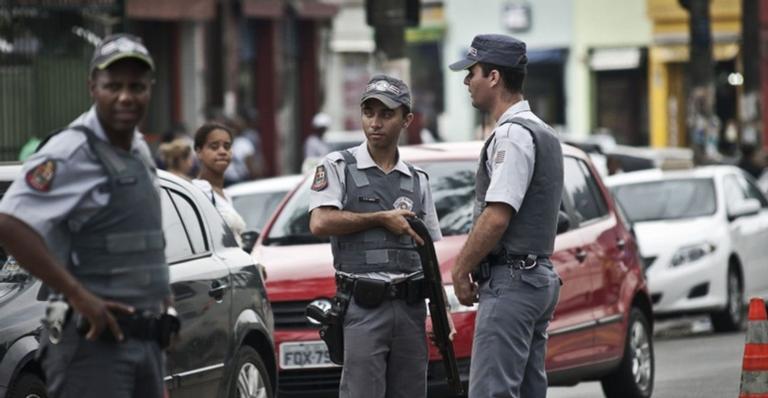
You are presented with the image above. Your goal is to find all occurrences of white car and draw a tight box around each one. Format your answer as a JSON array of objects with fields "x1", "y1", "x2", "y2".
[
  {"x1": 226, "y1": 174, "x2": 305, "y2": 233},
  {"x1": 606, "y1": 166, "x2": 768, "y2": 332}
]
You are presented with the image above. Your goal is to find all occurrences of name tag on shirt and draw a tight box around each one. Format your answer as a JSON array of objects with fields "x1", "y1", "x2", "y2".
[
  {"x1": 359, "y1": 196, "x2": 379, "y2": 203},
  {"x1": 117, "y1": 176, "x2": 137, "y2": 185}
]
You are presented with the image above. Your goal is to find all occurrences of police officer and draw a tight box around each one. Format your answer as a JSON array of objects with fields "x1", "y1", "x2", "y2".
[
  {"x1": 308, "y1": 75, "x2": 443, "y2": 398},
  {"x1": 449, "y1": 34, "x2": 564, "y2": 398},
  {"x1": 0, "y1": 34, "x2": 170, "y2": 398}
]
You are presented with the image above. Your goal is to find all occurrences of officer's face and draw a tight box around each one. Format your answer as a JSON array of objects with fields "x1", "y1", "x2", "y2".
[
  {"x1": 196, "y1": 129, "x2": 232, "y2": 175},
  {"x1": 89, "y1": 59, "x2": 153, "y2": 136},
  {"x1": 464, "y1": 64, "x2": 491, "y2": 111},
  {"x1": 361, "y1": 99, "x2": 412, "y2": 150}
]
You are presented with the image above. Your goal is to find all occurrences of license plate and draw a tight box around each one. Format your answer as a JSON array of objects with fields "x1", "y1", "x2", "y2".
[{"x1": 280, "y1": 341, "x2": 338, "y2": 369}]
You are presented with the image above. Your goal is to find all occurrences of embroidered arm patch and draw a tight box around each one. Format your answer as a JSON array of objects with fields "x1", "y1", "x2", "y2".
[
  {"x1": 311, "y1": 165, "x2": 328, "y2": 191},
  {"x1": 25, "y1": 159, "x2": 57, "y2": 192}
]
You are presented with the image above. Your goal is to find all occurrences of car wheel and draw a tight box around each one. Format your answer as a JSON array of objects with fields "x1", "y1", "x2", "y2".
[
  {"x1": 711, "y1": 268, "x2": 744, "y2": 332},
  {"x1": 229, "y1": 346, "x2": 273, "y2": 398},
  {"x1": 8, "y1": 373, "x2": 47, "y2": 398},
  {"x1": 600, "y1": 308, "x2": 654, "y2": 398}
]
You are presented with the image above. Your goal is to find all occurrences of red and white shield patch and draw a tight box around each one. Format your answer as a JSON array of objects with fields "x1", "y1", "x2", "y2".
[
  {"x1": 311, "y1": 165, "x2": 328, "y2": 191},
  {"x1": 25, "y1": 159, "x2": 57, "y2": 192}
]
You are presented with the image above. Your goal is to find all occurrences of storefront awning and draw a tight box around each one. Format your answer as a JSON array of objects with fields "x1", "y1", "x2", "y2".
[
  {"x1": 126, "y1": 0, "x2": 215, "y2": 20},
  {"x1": 242, "y1": 0, "x2": 285, "y2": 18},
  {"x1": 590, "y1": 47, "x2": 643, "y2": 71}
]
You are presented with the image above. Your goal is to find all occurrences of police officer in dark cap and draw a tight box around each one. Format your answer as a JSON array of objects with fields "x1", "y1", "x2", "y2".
[
  {"x1": 449, "y1": 34, "x2": 564, "y2": 398},
  {"x1": 0, "y1": 33, "x2": 172, "y2": 398},
  {"x1": 309, "y1": 74, "x2": 448, "y2": 398}
]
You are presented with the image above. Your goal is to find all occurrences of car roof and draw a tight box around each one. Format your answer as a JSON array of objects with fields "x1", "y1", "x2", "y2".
[
  {"x1": 225, "y1": 174, "x2": 305, "y2": 197},
  {"x1": 0, "y1": 163, "x2": 22, "y2": 181},
  {"x1": 604, "y1": 165, "x2": 740, "y2": 186},
  {"x1": 397, "y1": 141, "x2": 585, "y2": 163}
]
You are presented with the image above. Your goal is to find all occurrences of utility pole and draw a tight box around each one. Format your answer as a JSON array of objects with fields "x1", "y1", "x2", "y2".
[
  {"x1": 741, "y1": 0, "x2": 762, "y2": 148},
  {"x1": 679, "y1": 0, "x2": 720, "y2": 162}
]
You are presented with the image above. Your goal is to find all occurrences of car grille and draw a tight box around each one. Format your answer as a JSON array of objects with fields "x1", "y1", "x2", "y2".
[
  {"x1": 273, "y1": 301, "x2": 318, "y2": 329},
  {"x1": 277, "y1": 359, "x2": 471, "y2": 396}
]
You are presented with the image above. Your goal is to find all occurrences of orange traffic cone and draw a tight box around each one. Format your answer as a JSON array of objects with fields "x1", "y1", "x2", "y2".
[{"x1": 739, "y1": 298, "x2": 768, "y2": 398}]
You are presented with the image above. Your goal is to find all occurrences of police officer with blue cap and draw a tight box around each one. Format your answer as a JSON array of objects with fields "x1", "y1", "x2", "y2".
[
  {"x1": 309, "y1": 75, "x2": 450, "y2": 398},
  {"x1": 0, "y1": 33, "x2": 171, "y2": 398},
  {"x1": 449, "y1": 34, "x2": 564, "y2": 398}
]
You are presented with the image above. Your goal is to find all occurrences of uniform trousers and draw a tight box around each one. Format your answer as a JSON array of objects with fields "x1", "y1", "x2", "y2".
[
  {"x1": 41, "y1": 320, "x2": 164, "y2": 398},
  {"x1": 340, "y1": 297, "x2": 428, "y2": 398},
  {"x1": 469, "y1": 259, "x2": 561, "y2": 398}
]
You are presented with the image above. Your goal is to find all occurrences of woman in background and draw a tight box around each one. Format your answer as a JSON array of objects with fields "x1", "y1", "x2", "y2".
[
  {"x1": 192, "y1": 122, "x2": 247, "y2": 247},
  {"x1": 158, "y1": 138, "x2": 194, "y2": 179}
]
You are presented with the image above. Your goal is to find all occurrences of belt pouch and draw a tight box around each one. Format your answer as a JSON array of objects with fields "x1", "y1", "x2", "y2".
[{"x1": 353, "y1": 278, "x2": 387, "y2": 308}]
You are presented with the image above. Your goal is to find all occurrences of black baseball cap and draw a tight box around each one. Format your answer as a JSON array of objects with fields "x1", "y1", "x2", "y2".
[
  {"x1": 90, "y1": 33, "x2": 155, "y2": 73},
  {"x1": 449, "y1": 34, "x2": 527, "y2": 71},
  {"x1": 360, "y1": 75, "x2": 412, "y2": 110}
]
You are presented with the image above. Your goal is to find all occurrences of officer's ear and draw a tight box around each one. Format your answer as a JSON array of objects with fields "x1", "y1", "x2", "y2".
[{"x1": 401, "y1": 108, "x2": 414, "y2": 129}]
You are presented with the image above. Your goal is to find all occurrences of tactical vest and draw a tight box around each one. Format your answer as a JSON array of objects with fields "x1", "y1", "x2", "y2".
[
  {"x1": 63, "y1": 126, "x2": 169, "y2": 310},
  {"x1": 474, "y1": 116, "x2": 564, "y2": 257},
  {"x1": 330, "y1": 150, "x2": 424, "y2": 273}
]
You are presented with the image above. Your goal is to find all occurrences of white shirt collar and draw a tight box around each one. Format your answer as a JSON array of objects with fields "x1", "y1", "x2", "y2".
[
  {"x1": 353, "y1": 141, "x2": 412, "y2": 176},
  {"x1": 73, "y1": 106, "x2": 144, "y2": 152},
  {"x1": 496, "y1": 100, "x2": 532, "y2": 127}
]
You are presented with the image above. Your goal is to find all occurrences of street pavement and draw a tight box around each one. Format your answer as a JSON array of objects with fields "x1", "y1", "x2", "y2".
[{"x1": 548, "y1": 316, "x2": 745, "y2": 398}]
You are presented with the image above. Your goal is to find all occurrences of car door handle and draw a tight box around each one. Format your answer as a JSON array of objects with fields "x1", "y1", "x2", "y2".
[
  {"x1": 208, "y1": 281, "x2": 230, "y2": 299},
  {"x1": 575, "y1": 249, "x2": 588, "y2": 263}
]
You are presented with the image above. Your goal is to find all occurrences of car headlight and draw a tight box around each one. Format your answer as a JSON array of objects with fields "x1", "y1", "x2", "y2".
[
  {"x1": 670, "y1": 243, "x2": 716, "y2": 267},
  {"x1": 443, "y1": 284, "x2": 477, "y2": 313}
]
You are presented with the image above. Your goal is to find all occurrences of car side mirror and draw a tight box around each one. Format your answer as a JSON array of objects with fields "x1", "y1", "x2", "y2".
[
  {"x1": 557, "y1": 210, "x2": 571, "y2": 234},
  {"x1": 728, "y1": 198, "x2": 761, "y2": 221},
  {"x1": 241, "y1": 230, "x2": 259, "y2": 253}
]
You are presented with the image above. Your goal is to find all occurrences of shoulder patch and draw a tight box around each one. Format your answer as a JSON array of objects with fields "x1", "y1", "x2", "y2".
[
  {"x1": 311, "y1": 165, "x2": 328, "y2": 191},
  {"x1": 25, "y1": 159, "x2": 57, "y2": 192},
  {"x1": 494, "y1": 150, "x2": 506, "y2": 164}
]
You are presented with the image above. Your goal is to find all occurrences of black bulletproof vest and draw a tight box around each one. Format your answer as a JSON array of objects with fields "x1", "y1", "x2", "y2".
[
  {"x1": 65, "y1": 126, "x2": 169, "y2": 310},
  {"x1": 329, "y1": 150, "x2": 424, "y2": 273},
  {"x1": 474, "y1": 116, "x2": 564, "y2": 257}
]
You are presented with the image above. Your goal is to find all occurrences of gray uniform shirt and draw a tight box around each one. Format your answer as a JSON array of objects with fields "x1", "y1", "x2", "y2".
[
  {"x1": 482, "y1": 100, "x2": 538, "y2": 212},
  {"x1": 0, "y1": 106, "x2": 158, "y2": 267},
  {"x1": 309, "y1": 141, "x2": 442, "y2": 281}
]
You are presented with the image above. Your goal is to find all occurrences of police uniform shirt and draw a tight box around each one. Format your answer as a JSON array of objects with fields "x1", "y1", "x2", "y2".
[
  {"x1": 483, "y1": 100, "x2": 539, "y2": 212},
  {"x1": 309, "y1": 142, "x2": 442, "y2": 280},
  {"x1": 0, "y1": 106, "x2": 159, "y2": 267}
]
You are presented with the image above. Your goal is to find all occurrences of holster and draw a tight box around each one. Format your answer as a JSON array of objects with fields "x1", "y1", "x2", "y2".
[
  {"x1": 156, "y1": 307, "x2": 181, "y2": 350},
  {"x1": 319, "y1": 302, "x2": 345, "y2": 365},
  {"x1": 471, "y1": 261, "x2": 491, "y2": 283}
]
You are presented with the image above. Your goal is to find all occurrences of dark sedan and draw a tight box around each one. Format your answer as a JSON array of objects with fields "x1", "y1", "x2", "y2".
[{"x1": 0, "y1": 169, "x2": 276, "y2": 398}]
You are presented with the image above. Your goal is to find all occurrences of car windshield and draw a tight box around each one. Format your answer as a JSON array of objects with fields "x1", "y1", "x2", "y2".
[
  {"x1": 611, "y1": 178, "x2": 717, "y2": 222},
  {"x1": 264, "y1": 160, "x2": 476, "y2": 246},
  {"x1": 232, "y1": 191, "x2": 290, "y2": 231}
]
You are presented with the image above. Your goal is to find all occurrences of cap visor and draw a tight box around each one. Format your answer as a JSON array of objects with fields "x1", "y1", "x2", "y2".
[
  {"x1": 449, "y1": 58, "x2": 477, "y2": 71},
  {"x1": 361, "y1": 94, "x2": 401, "y2": 109},
  {"x1": 95, "y1": 53, "x2": 155, "y2": 71}
]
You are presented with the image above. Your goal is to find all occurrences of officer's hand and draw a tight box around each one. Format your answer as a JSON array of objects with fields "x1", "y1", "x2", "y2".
[
  {"x1": 69, "y1": 287, "x2": 134, "y2": 342},
  {"x1": 451, "y1": 269, "x2": 478, "y2": 307},
  {"x1": 378, "y1": 210, "x2": 425, "y2": 245}
]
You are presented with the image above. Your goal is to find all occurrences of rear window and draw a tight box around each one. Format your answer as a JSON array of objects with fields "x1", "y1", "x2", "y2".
[
  {"x1": 264, "y1": 160, "x2": 476, "y2": 246},
  {"x1": 232, "y1": 191, "x2": 290, "y2": 231},
  {"x1": 611, "y1": 178, "x2": 717, "y2": 222}
]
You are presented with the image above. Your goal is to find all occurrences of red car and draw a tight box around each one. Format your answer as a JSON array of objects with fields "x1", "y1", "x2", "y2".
[{"x1": 253, "y1": 142, "x2": 654, "y2": 398}]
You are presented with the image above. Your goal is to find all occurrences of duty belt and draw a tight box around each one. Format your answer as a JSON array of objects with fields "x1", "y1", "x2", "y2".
[
  {"x1": 336, "y1": 274, "x2": 426, "y2": 305},
  {"x1": 486, "y1": 253, "x2": 540, "y2": 270}
]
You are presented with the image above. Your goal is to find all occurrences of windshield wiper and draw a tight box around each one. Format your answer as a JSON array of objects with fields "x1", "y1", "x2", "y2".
[{"x1": 263, "y1": 234, "x2": 328, "y2": 246}]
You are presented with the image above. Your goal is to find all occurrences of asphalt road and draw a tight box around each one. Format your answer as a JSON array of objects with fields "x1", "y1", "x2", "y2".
[{"x1": 548, "y1": 317, "x2": 746, "y2": 398}]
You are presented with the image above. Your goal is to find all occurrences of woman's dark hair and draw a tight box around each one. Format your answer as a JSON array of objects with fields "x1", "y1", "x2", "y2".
[
  {"x1": 478, "y1": 62, "x2": 526, "y2": 93},
  {"x1": 194, "y1": 122, "x2": 234, "y2": 150}
]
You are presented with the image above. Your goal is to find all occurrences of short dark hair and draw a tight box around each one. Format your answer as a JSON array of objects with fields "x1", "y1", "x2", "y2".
[
  {"x1": 194, "y1": 122, "x2": 234, "y2": 150},
  {"x1": 478, "y1": 62, "x2": 525, "y2": 93}
]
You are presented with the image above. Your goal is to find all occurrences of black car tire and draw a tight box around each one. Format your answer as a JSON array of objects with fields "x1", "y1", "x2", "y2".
[
  {"x1": 711, "y1": 268, "x2": 744, "y2": 332},
  {"x1": 8, "y1": 372, "x2": 47, "y2": 398},
  {"x1": 601, "y1": 308, "x2": 654, "y2": 398},
  {"x1": 229, "y1": 346, "x2": 273, "y2": 398}
]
